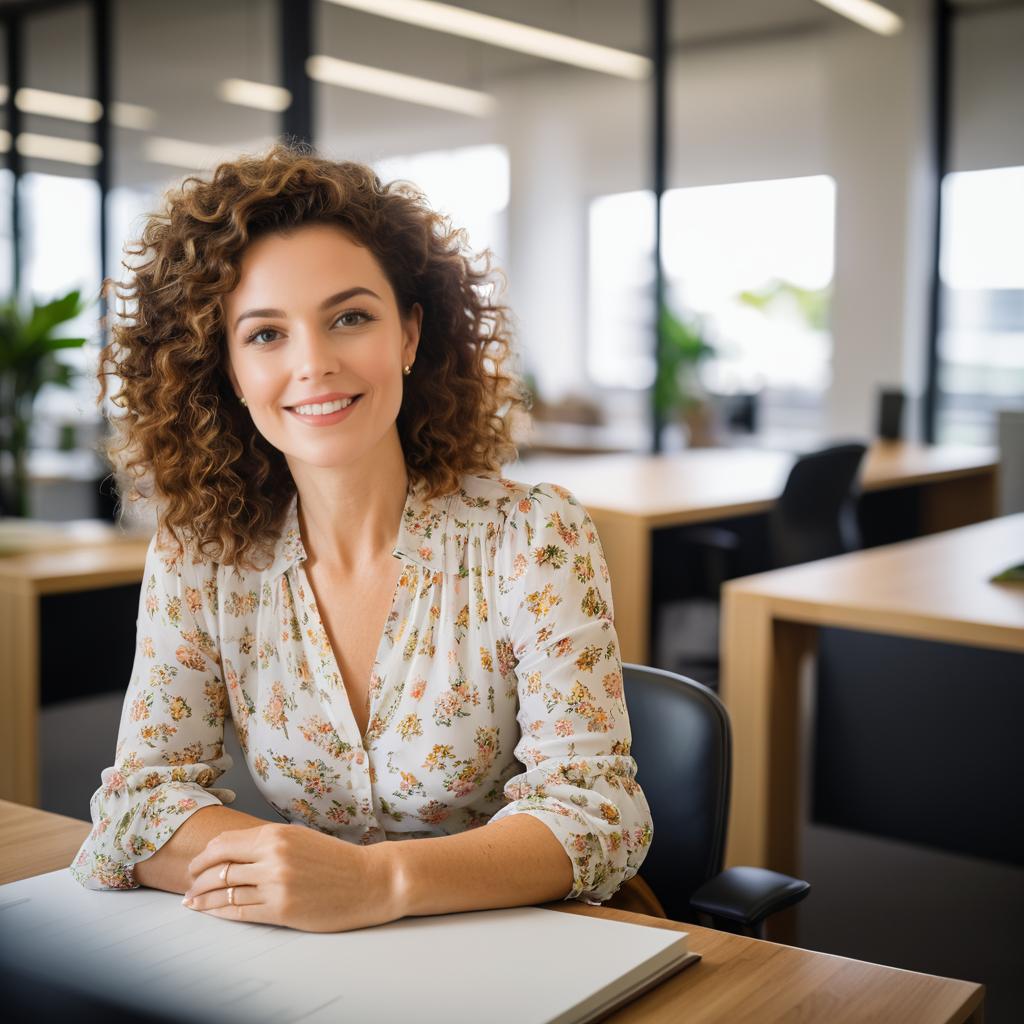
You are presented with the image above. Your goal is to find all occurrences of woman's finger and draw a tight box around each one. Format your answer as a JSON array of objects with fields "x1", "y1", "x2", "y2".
[
  {"x1": 187, "y1": 827, "x2": 264, "y2": 878},
  {"x1": 184, "y1": 883, "x2": 264, "y2": 921},
  {"x1": 185, "y1": 859, "x2": 259, "y2": 900}
]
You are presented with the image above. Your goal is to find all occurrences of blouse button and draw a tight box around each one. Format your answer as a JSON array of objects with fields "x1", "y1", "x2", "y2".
[{"x1": 355, "y1": 750, "x2": 365, "y2": 765}]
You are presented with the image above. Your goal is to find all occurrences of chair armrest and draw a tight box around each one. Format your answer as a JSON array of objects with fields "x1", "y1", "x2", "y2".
[{"x1": 689, "y1": 865, "x2": 810, "y2": 929}]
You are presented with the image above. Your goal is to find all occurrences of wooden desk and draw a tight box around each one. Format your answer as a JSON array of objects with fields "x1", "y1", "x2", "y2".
[
  {"x1": 0, "y1": 536, "x2": 152, "y2": 805},
  {"x1": 0, "y1": 800, "x2": 984, "y2": 1024},
  {"x1": 720, "y1": 514, "x2": 1024, "y2": 881},
  {"x1": 516, "y1": 442, "x2": 998, "y2": 663}
]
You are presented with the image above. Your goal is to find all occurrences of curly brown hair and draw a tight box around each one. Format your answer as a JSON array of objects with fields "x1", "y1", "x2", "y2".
[{"x1": 99, "y1": 141, "x2": 526, "y2": 569}]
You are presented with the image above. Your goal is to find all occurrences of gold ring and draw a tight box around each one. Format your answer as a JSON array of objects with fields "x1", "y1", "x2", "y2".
[
  {"x1": 227, "y1": 886, "x2": 235, "y2": 906},
  {"x1": 220, "y1": 862, "x2": 232, "y2": 885}
]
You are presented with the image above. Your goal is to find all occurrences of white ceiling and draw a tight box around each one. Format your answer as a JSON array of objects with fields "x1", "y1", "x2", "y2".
[{"x1": 0, "y1": 0, "x2": 1006, "y2": 187}]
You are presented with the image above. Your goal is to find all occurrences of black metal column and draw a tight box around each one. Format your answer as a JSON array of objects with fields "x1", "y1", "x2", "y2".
[
  {"x1": 5, "y1": 13, "x2": 23, "y2": 299},
  {"x1": 922, "y1": 0, "x2": 951, "y2": 444},
  {"x1": 650, "y1": 0, "x2": 668, "y2": 453},
  {"x1": 92, "y1": 0, "x2": 112, "y2": 334},
  {"x1": 280, "y1": 0, "x2": 314, "y2": 147}
]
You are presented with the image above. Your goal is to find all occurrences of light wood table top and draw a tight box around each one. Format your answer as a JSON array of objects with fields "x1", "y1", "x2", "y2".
[
  {"x1": 720, "y1": 514, "x2": 1024, "y2": 886},
  {"x1": 0, "y1": 800, "x2": 984, "y2": 1024},
  {"x1": 515, "y1": 441, "x2": 997, "y2": 526},
  {"x1": 0, "y1": 538, "x2": 153, "y2": 593},
  {"x1": 725, "y1": 512, "x2": 1024, "y2": 653},
  {"x1": 513, "y1": 441, "x2": 998, "y2": 663}
]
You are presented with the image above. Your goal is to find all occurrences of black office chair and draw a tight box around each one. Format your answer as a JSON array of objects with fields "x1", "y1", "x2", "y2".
[
  {"x1": 652, "y1": 442, "x2": 868, "y2": 682},
  {"x1": 769, "y1": 442, "x2": 867, "y2": 568},
  {"x1": 624, "y1": 663, "x2": 809, "y2": 937}
]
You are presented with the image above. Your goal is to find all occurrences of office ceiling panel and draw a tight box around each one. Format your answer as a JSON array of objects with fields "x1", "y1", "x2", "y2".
[{"x1": 2, "y1": 0, "x2": 908, "y2": 187}]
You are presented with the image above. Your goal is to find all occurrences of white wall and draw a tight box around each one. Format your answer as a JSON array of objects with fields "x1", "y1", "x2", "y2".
[{"x1": 823, "y1": 3, "x2": 935, "y2": 439}]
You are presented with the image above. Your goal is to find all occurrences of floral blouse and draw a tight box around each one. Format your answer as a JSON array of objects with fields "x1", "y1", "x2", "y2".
[{"x1": 70, "y1": 474, "x2": 653, "y2": 904}]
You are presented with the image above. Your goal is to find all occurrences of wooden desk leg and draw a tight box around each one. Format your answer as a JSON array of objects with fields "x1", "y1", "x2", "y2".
[
  {"x1": 720, "y1": 590, "x2": 816, "y2": 878},
  {"x1": 0, "y1": 579, "x2": 40, "y2": 805},
  {"x1": 591, "y1": 511, "x2": 651, "y2": 665}
]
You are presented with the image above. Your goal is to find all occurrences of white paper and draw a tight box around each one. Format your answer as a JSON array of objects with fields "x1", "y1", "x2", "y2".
[{"x1": 0, "y1": 869, "x2": 693, "y2": 1024}]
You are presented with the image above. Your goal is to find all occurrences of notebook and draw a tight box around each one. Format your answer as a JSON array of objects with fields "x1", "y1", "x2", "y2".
[{"x1": 0, "y1": 869, "x2": 699, "y2": 1024}]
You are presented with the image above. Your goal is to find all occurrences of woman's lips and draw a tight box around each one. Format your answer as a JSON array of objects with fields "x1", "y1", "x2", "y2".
[{"x1": 286, "y1": 394, "x2": 363, "y2": 425}]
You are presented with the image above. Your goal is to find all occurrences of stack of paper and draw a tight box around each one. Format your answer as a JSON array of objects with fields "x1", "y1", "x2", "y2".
[{"x1": 0, "y1": 869, "x2": 698, "y2": 1024}]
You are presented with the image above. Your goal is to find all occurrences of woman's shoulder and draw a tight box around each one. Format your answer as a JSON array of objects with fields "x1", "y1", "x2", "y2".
[
  {"x1": 444, "y1": 473, "x2": 591, "y2": 565},
  {"x1": 148, "y1": 525, "x2": 263, "y2": 586},
  {"x1": 450, "y1": 473, "x2": 583, "y2": 524}
]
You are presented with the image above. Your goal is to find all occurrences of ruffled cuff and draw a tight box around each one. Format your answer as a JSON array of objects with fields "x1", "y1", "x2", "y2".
[
  {"x1": 70, "y1": 765, "x2": 228, "y2": 890},
  {"x1": 488, "y1": 758, "x2": 654, "y2": 904}
]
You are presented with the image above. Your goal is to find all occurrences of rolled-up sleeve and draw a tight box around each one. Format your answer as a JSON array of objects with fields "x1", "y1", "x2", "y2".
[
  {"x1": 70, "y1": 534, "x2": 232, "y2": 890},
  {"x1": 488, "y1": 482, "x2": 654, "y2": 904}
]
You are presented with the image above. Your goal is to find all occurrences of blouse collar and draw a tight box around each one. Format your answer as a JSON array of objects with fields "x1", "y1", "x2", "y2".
[{"x1": 265, "y1": 481, "x2": 453, "y2": 580}]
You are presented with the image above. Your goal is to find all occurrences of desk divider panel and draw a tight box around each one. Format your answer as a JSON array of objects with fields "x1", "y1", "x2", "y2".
[{"x1": 812, "y1": 626, "x2": 1024, "y2": 867}]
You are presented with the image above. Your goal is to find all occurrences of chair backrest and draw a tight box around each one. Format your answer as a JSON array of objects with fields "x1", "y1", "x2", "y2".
[
  {"x1": 622, "y1": 663, "x2": 730, "y2": 922},
  {"x1": 770, "y1": 442, "x2": 867, "y2": 568}
]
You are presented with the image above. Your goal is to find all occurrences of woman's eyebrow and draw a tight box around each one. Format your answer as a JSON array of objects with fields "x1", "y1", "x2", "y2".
[{"x1": 232, "y1": 287, "x2": 382, "y2": 331}]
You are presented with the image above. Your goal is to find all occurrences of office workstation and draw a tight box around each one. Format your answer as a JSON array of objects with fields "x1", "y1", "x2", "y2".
[
  {"x1": 2, "y1": 0, "x2": 1022, "y2": 1022},
  {"x1": 0, "y1": 800, "x2": 987, "y2": 1024}
]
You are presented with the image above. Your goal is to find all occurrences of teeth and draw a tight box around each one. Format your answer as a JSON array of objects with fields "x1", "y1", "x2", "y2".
[{"x1": 294, "y1": 397, "x2": 355, "y2": 416}]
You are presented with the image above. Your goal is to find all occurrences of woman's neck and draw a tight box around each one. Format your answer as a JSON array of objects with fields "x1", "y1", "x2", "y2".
[{"x1": 289, "y1": 435, "x2": 410, "y2": 575}]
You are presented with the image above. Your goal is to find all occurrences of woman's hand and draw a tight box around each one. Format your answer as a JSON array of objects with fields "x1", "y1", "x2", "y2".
[{"x1": 182, "y1": 823, "x2": 401, "y2": 932}]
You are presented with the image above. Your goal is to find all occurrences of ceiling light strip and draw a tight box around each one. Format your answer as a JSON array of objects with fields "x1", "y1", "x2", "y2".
[
  {"x1": 143, "y1": 136, "x2": 240, "y2": 170},
  {"x1": 5, "y1": 86, "x2": 156, "y2": 131},
  {"x1": 325, "y1": 0, "x2": 650, "y2": 80},
  {"x1": 16, "y1": 132, "x2": 102, "y2": 166},
  {"x1": 218, "y1": 78, "x2": 293, "y2": 113},
  {"x1": 307, "y1": 54, "x2": 496, "y2": 117},
  {"x1": 15, "y1": 87, "x2": 102, "y2": 123},
  {"x1": 811, "y1": 0, "x2": 904, "y2": 36}
]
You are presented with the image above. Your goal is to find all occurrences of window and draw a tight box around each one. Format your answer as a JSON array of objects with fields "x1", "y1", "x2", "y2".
[
  {"x1": 937, "y1": 165, "x2": 1024, "y2": 445},
  {"x1": 375, "y1": 144, "x2": 509, "y2": 266},
  {"x1": 587, "y1": 175, "x2": 836, "y2": 405},
  {"x1": 17, "y1": 172, "x2": 103, "y2": 431}
]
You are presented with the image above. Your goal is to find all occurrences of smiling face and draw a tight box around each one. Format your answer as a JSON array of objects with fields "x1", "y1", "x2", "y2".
[{"x1": 222, "y1": 222, "x2": 421, "y2": 479}]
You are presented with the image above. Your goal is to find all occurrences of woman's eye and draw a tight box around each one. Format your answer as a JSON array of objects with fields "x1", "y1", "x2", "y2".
[
  {"x1": 336, "y1": 310, "x2": 370, "y2": 328},
  {"x1": 245, "y1": 310, "x2": 372, "y2": 345},
  {"x1": 248, "y1": 327, "x2": 278, "y2": 345}
]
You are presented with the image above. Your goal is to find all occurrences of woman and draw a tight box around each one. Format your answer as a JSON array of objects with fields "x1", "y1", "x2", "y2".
[{"x1": 71, "y1": 142, "x2": 654, "y2": 932}]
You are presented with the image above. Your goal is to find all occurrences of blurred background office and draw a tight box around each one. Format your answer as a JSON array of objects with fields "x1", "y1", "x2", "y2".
[
  {"x1": 1, "y1": 0, "x2": 1022, "y2": 1020},
  {"x1": 2, "y1": 0, "x2": 1022, "y2": 517}
]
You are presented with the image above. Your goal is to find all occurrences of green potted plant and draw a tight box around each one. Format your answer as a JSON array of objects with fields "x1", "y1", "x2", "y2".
[
  {"x1": 654, "y1": 304, "x2": 717, "y2": 447},
  {"x1": 0, "y1": 289, "x2": 91, "y2": 517},
  {"x1": 737, "y1": 279, "x2": 830, "y2": 330}
]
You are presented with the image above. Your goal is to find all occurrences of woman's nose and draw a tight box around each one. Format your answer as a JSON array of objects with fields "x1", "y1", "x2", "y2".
[{"x1": 294, "y1": 326, "x2": 341, "y2": 379}]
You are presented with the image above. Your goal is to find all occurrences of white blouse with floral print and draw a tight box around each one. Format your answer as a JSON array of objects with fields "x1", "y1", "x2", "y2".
[{"x1": 70, "y1": 474, "x2": 653, "y2": 904}]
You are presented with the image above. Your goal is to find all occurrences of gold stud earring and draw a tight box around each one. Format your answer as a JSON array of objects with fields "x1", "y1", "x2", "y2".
[
  {"x1": 239, "y1": 395, "x2": 248, "y2": 407},
  {"x1": 403, "y1": 365, "x2": 412, "y2": 376}
]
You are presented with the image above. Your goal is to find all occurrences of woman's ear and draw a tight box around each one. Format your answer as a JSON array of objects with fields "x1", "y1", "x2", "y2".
[{"x1": 403, "y1": 302, "x2": 423, "y2": 364}]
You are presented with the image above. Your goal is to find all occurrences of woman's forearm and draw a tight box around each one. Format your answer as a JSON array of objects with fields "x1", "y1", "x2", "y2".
[
  {"x1": 381, "y1": 813, "x2": 574, "y2": 919},
  {"x1": 132, "y1": 805, "x2": 271, "y2": 894}
]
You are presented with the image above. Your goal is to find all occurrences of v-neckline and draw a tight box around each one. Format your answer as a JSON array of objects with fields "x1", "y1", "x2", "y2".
[
  {"x1": 296, "y1": 554, "x2": 407, "y2": 749},
  {"x1": 291, "y1": 485, "x2": 417, "y2": 749}
]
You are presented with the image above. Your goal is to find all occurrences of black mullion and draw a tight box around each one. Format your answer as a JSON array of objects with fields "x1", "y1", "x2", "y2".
[
  {"x1": 650, "y1": 0, "x2": 668, "y2": 453},
  {"x1": 923, "y1": 0, "x2": 952, "y2": 444},
  {"x1": 5, "y1": 12, "x2": 23, "y2": 299},
  {"x1": 280, "y1": 0, "x2": 314, "y2": 147},
  {"x1": 92, "y1": 0, "x2": 111, "y2": 340}
]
